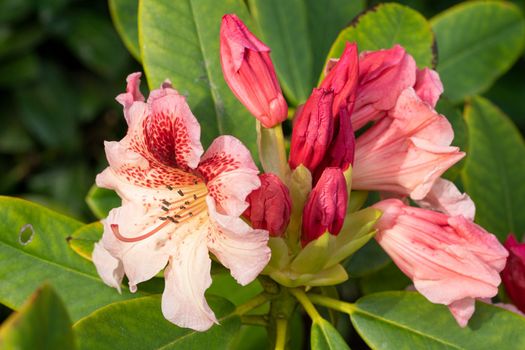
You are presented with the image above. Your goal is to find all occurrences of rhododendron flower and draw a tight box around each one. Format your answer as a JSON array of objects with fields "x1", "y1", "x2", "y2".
[
  {"x1": 220, "y1": 14, "x2": 287, "y2": 128},
  {"x1": 244, "y1": 173, "x2": 291, "y2": 237},
  {"x1": 415, "y1": 178, "x2": 475, "y2": 220},
  {"x1": 373, "y1": 199, "x2": 508, "y2": 327},
  {"x1": 301, "y1": 167, "x2": 348, "y2": 246},
  {"x1": 92, "y1": 72, "x2": 270, "y2": 331},
  {"x1": 352, "y1": 87, "x2": 464, "y2": 200},
  {"x1": 501, "y1": 234, "x2": 525, "y2": 313}
]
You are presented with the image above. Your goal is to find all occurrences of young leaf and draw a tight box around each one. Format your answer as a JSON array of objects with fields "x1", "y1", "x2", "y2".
[
  {"x1": 351, "y1": 291, "x2": 525, "y2": 349},
  {"x1": 461, "y1": 96, "x2": 525, "y2": 240},
  {"x1": 74, "y1": 295, "x2": 241, "y2": 350},
  {"x1": 311, "y1": 319, "x2": 350, "y2": 350},
  {"x1": 431, "y1": 1, "x2": 525, "y2": 102},
  {"x1": 139, "y1": 0, "x2": 258, "y2": 154},
  {"x1": 0, "y1": 284, "x2": 76, "y2": 350}
]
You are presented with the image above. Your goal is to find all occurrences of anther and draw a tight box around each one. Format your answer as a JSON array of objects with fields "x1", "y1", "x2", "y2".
[
  {"x1": 161, "y1": 206, "x2": 169, "y2": 211},
  {"x1": 161, "y1": 199, "x2": 170, "y2": 206},
  {"x1": 166, "y1": 185, "x2": 173, "y2": 190},
  {"x1": 177, "y1": 190, "x2": 184, "y2": 196}
]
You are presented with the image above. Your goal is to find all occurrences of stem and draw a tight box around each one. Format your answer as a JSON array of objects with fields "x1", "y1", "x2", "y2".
[
  {"x1": 257, "y1": 122, "x2": 290, "y2": 184},
  {"x1": 240, "y1": 315, "x2": 269, "y2": 327},
  {"x1": 307, "y1": 293, "x2": 356, "y2": 315},
  {"x1": 274, "y1": 318, "x2": 288, "y2": 350},
  {"x1": 289, "y1": 288, "x2": 323, "y2": 323},
  {"x1": 234, "y1": 293, "x2": 272, "y2": 316}
]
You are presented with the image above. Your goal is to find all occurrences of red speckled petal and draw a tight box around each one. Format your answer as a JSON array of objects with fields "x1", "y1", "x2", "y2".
[{"x1": 198, "y1": 136, "x2": 259, "y2": 216}]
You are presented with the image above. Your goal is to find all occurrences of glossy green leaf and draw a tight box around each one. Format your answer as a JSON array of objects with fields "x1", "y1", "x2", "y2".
[
  {"x1": 431, "y1": 1, "x2": 525, "y2": 102},
  {"x1": 344, "y1": 239, "x2": 390, "y2": 277},
  {"x1": 74, "y1": 295, "x2": 240, "y2": 350},
  {"x1": 0, "y1": 284, "x2": 76, "y2": 350},
  {"x1": 67, "y1": 222, "x2": 103, "y2": 261},
  {"x1": 109, "y1": 0, "x2": 140, "y2": 61},
  {"x1": 139, "y1": 0, "x2": 258, "y2": 153},
  {"x1": 352, "y1": 291, "x2": 525, "y2": 350},
  {"x1": 461, "y1": 96, "x2": 525, "y2": 240},
  {"x1": 359, "y1": 263, "x2": 410, "y2": 295},
  {"x1": 325, "y1": 3, "x2": 434, "y2": 76},
  {"x1": 207, "y1": 273, "x2": 263, "y2": 306},
  {"x1": 0, "y1": 196, "x2": 147, "y2": 321},
  {"x1": 85, "y1": 185, "x2": 120, "y2": 219},
  {"x1": 311, "y1": 319, "x2": 350, "y2": 350},
  {"x1": 248, "y1": 0, "x2": 313, "y2": 105}
]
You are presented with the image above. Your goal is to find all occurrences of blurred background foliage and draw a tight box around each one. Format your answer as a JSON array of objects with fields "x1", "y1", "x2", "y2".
[{"x1": 0, "y1": 0, "x2": 523, "y2": 222}]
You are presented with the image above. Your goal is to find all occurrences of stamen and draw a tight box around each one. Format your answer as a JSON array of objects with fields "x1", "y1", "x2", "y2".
[
  {"x1": 111, "y1": 222, "x2": 169, "y2": 243},
  {"x1": 177, "y1": 189, "x2": 184, "y2": 196},
  {"x1": 166, "y1": 185, "x2": 173, "y2": 190},
  {"x1": 161, "y1": 199, "x2": 170, "y2": 206},
  {"x1": 161, "y1": 206, "x2": 169, "y2": 211}
]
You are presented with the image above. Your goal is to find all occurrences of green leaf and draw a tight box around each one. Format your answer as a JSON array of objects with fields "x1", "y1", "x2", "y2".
[
  {"x1": 344, "y1": 239, "x2": 390, "y2": 277},
  {"x1": 461, "y1": 96, "x2": 525, "y2": 240},
  {"x1": 0, "y1": 284, "x2": 76, "y2": 350},
  {"x1": 0, "y1": 196, "x2": 148, "y2": 321},
  {"x1": 67, "y1": 222, "x2": 103, "y2": 261},
  {"x1": 325, "y1": 3, "x2": 434, "y2": 76},
  {"x1": 358, "y1": 263, "x2": 410, "y2": 295},
  {"x1": 74, "y1": 295, "x2": 241, "y2": 350},
  {"x1": 109, "y1": 0, "x2": 140, "y2": 61},
  {"x1": 85, "y1": 185, "x2": 120, "y2": 219},
  {"x1": 311, "y1": 319, "x2": 350, "y2": 350},
  {"x1": 431, "y1": 1, "x2": 525, "y2": 102},
  {"x1": 248, "y1": 0, "x2": 313, "y2": 105},
  {"x1": 351, "y1": 291, "x2": 525, "y2": 350},
  {"x1": 207, "y1": 273, "x2": 263, "y2": 306},
  {"x1": 139, "y1": 0, "x2": 258, "y2": 154}
]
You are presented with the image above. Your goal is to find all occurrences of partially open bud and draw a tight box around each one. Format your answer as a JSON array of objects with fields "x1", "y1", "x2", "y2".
[
  {"x1": 244, "y1": 173, "x2": 291, "y2": 237},
  {"x1": 502, "y1": 234, "x2": 525, "y2": 313},
  {"x1": 289, "y1": 88, "x2": 334, "y2": 172},
  {"x1": 220, "y1": 14, "x2": 287, "y2": 128},
  {"x1": 301, "y1": 167, "x2": 348, "y2": 246},
  {"x1": 320, "y1": 42, "x2": 359, "y2": 116}
]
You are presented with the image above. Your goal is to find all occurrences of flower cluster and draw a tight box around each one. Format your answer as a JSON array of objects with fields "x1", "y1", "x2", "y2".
[{"x1": 93, "y1": 13, "x2": 509, "y2": 331}]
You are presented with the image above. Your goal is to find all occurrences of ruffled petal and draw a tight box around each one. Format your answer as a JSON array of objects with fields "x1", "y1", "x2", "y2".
[
  {"x1": 206, "y1": 197, "x2": 271, "y2": 285},
  {"x1": 414, "y1": 68, "x2": 443, "y2": 108},
  {"x1": 162, "y1": 229, "x2": 217, "y2": 331},
  {"x1": 198, "y1": 136, "x2": 260, "y2": 216},
  {"x1": 448, "y1": 298, "x2": 475, "y2": 328},
  {"x1": 116, "y1": 72, "x2": 145, "y2": 125},
  {"x1": 415, "y1": 178, "x2": 475, "y2": 220},
  {"x1": 92, "y1": 242, "x2": 124, "y2": 293}
]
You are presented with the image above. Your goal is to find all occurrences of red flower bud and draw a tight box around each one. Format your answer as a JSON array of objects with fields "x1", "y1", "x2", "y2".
[
  {"x1": 220, "y1": 14, "x2": 287, "y2": 128},
  {"x1": 244, "y1": 173, "x2": 291, "y2": 237},
  {"x1": 502, "y1": 234, "x2": 525, "y2": 312},
  {"x1": 301, "y1": 167, "x2": 348, "y2": 246},
  {"x1": 289, "y1": 88, "x2": 334, "y2": 172}
]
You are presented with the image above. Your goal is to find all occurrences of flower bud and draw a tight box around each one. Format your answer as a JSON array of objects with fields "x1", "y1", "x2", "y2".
[
  {"x1": 301, "y1": 167, "x2": 347, "y2": 246},
  {"x1": 320, "y1": 42, "x2": 359, "y2": 116},
  {"x1": 220, "y1": 14, "x2": 287, "y2": 128},
  {"x1": 502, "y1": 234, "x2": 525, "y2": 313},
  {"x1": 289, "y1": 88, "x2": 334, "y2": 172},
  {"x1": 244, "y1": 173, "x2": 291, "y2": 237}
]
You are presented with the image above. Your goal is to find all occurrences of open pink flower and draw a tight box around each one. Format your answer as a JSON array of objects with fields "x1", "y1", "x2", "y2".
[
  {"x1": 373, "y1": 199, "x2": 508, "y2": 327},
  {"x1": 92, "y1": 73, "x2": 270, "y2": 331},
  {"x1": 352, "y1": 88, "x2": 464, "y2": 200}
]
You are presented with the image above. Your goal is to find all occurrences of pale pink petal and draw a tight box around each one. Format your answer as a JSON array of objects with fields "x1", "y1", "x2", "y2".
[
  {"x1": 92, "y1": 242, "x2": 124, "y2": 293},
  {"x1": 416, "y1": 178, "x2": 475, "y2": 220},
  {"x1": 448, "y1": 298, "x2": 475, "y2": 328},
  {"x1": 198, "y1": 136, "x2": 260, "y2": 216},
  {"x1": 414, "y1": 68, "x2": 443, "y2": 108},
  {"x1": 493, "y1": 303, "x2": 525, "y2": 316},
  {"x1": 206, "y1": 197, "x2": 271, "y2": 285},
  {"x1": 116, "y1": 72, "x2": 145, "y2": 125},
  {"x1": 162, "y1": 230, "x2": 217, "y2": 331}
]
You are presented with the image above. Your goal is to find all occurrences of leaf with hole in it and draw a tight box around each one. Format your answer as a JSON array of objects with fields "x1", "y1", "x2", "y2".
[
  {"x1": 431, "y1": 1, "x2": 525, "y2": 102},
  {"x1": 351, "y1": 291, "x2": 525, "y2": 350},
  {"x1": 109, "y1": 0, "x2": 140, "y2": 61},
  {"x1": 0, "y1": 284, "x2": 76, "y2": 350},
  {"x1": 461, "y1": 97, "x2": 525, "y2": 241},
  {"x1": 67, "y1": 222, "x2": 103, "y2": 261},
  {"x1": 324, "y1": 3, "x2": 434, "y2": 77},
  {"x1": 311, "y1": 318, "x2": 350, "y2": 350},
  {"x1": 85, "y1": 185, "x2": 120, "y2": 219},
  {"x1": 0, "y1": 196, "x2": 149, "y2": 321},
  {"x1": 74, "y1": 295, "x2": 240, "y2": 350},
  {"x1": 139, "y1": 0, "x2": 258, "y2": 155}
]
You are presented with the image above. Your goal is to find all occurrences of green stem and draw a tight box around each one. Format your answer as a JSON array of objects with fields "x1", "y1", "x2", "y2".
[
  {"x1": 257, "y1": 122, "x2": 290, "y2": 184},
  {"x1": 307, "y1": 293, "x2": 356, "y2": 315},
  {"x1": 240, "y1": 315, "x2": 269, "y2": 327},
  {"x1": 274, "y1": 318, "x2": 288, "y2": 350},
  {"x1": 289, "y1": 288, "x2": 323, "y2": 323},
  {"x1": 234, "y1": 292, "x2": 272, "y2": 316}
]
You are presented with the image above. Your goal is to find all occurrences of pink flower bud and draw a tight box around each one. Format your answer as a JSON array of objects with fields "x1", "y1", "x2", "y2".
[
  {"x1": 301, "y1": 167, "x2": 348, "y2": 246},
  {"x1": 244, "y1": 173, "x2": 291, "y2": 237},
  {"x1": 220, "y1": 14, "x2": 287, "y2": 128},
  {"x1": 373, "y1": 199, "x2": 508, "y2": 327},
  {"x1": 289, "y1": 88, "x2": 334, "y2": 172},
  {"x1": 320, "y1": 42, "x2": 359, "y2": 116},
  {"x1": 502, "y1": 234, "x2": 525, "y2": 313}
]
